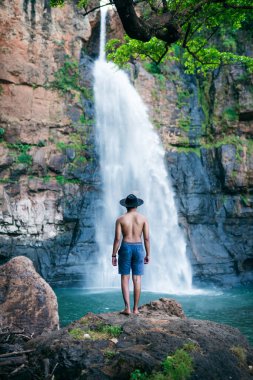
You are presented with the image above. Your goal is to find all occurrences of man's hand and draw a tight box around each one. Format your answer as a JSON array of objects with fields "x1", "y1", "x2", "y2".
[
  {"x1": 144, "y1": 255, "x2": 150, "y2": 264},
  {"x1": 112, "y1": 256, "x2": 117, "y2": 266}
]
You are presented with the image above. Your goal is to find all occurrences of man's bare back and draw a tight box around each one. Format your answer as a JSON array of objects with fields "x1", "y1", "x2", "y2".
[
  {"x1": 117, "y1": 210, "x2": 148, "y2": 243},
  {"x1": 112, "y1": 207, "x2": 150, "y2": 266}
]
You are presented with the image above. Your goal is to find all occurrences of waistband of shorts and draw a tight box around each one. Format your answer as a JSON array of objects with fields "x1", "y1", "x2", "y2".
[{"x1": 121, "y1": 241, "x2": 143, "y2": 245}]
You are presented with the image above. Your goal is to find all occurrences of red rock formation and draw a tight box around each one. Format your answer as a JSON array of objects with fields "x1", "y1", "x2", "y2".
[{"x1": 0, "y1": 256, "x2": 59, "y2": 335}]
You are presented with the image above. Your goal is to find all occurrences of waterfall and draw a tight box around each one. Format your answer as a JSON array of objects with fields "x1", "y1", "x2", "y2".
[{"x1": 92, "y1": 5, "x2": 193, "y2": 293}]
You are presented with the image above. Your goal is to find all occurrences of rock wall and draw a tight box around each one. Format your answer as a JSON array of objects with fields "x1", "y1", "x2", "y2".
[{"x1": 0, "y1": 0, "x2": 101, "y2": 285}]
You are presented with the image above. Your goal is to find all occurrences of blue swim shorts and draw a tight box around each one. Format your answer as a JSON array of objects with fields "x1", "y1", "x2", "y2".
[{"x1": 118, "y1": 241, "x2": 145, "y2": 275}]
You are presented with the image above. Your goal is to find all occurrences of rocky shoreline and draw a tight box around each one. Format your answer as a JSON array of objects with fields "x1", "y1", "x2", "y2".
[
  {"x1": 1, "y1": 298, "x2": 253, "y2": 380},
  {"x1": 0, "y1": 256, "x2": 253, "y2": 380}
]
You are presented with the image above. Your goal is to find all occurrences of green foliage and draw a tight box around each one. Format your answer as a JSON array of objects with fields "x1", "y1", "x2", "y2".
[
  {"x1": 176, "y1": 147, "x2": 201, "y2": 157},
  {"x1": 222, "y1": 107, "x2": 238, "y2": 122},
  {"x1": 49, "y1": 56, "x2": 91, "y2": 99},
  {"x1": 104, "y1": 350, "x2": 117, "y2": 359},
  {"x1": 176, "y1": 86, "x2": 191, "y2": 109},
  {"x1": 50, "y1": 57, "x2": 80, "y2": 94},
  {"x1": 18, "y1": 153, "x2": 33, "y2": 165},
  {"x1": 241, "y1": 195, "x2": 250, "y2": 207},
  {"x1": 37, "y1": 140, "x2": 46, "y2": 147},
  {"x1": 130, "y1": 345, "x2": 194, "y2": 380},
  {"x1": 79, "y1": 115, "x2": 94, "y2": 125},
  {"x1": 106, "y1": 36, "x2": 177, "y2": 67},
  {"x1": 0, "y1": 177, "x2": 18, "y2": 184},
  {"x1": 68, "y1": 323, "x2": 122, "y2": 341},
  {"x1": 230, "y1": 346, "x2": 247, "y2": 366},
  {"x1": 56, "y1": 175, "x2": 81, "y2": 185},
  {"x1": 181, "y1": 342, "x2": 200, "y2": 352},
  {"x1": 0, "y1": 128, "x2": 5, "y2": 140},
  {"x1": 50, "y1": 0, "x2": 64, "y2": 7},
  {"x1": 162, "y1": 349, "x2": 193, "y2": 380},
  {"x1": 246, "y1": 139, "x2": 253, "y2": 155},
  {"x1": 178, "y1": 116, "x2": 191, "y2": 132},
  {"x1": 56, "y1": 132, "x2": 88, "y2": 166},
  {"x1": 130, "y1": 369, "x2": 148, "y2": 380},
  {"x1": 77, "y1": 0, "x2": 88, "y2": 8},
  {"x1": 0, "y1": 84, "x2": 3, "y2": 96},
  {"x1": 69, "y1": 328, "x2": 84, "y2": 339},
  {"x1": 7, "y1": 143, "x2": 33, "y2": 166},
  {"x1": 197, "y1": 75, "x2": 212, "y2": 130},
  {"x1": 96, "y1": 324, "x2": 122, "y2": 338},
  {"x1": 143, "y1": 61, "x2": 162, "y2": 75},
  {"x1": 43, "y1": 175, "x2": 51, "y2": 183}
]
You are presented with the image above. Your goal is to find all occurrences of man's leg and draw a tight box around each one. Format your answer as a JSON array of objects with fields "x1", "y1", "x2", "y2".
[
  {"x1": 132, "y1": 275, "x2": 141, "y2": 314},
  {"x1": 121, "y1": 275, "x2": 131, "y2": 314}
]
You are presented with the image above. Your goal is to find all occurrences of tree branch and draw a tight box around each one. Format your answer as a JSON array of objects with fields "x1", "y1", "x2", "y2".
[
  {"x1": 182, "y1": 23, "x2": 191, "y2": 48},
  {"x1": 80, "y1": 2, "x2": 112, "y2": 17},
  {"x1": 222, "y1": 1, "x2": 253, "y2": 10}
]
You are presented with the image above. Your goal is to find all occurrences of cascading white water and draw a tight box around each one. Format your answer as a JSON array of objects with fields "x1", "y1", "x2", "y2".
[{"x1": 93, "y1": 5, "x2": 193, "y2": 293}]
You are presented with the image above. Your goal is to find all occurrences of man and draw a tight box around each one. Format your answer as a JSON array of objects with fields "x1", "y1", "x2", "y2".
[{"x1": 112, "y1": 194, "x2": 150, "y2": 315}]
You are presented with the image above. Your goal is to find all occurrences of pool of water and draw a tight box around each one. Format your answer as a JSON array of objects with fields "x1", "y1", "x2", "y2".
[{"x1": 54, "y1": 285, "x2": 253, "y2": 345}]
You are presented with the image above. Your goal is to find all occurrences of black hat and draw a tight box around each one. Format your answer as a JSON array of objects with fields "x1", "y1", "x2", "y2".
[{"x1": 119, "y1": 194, "x2": 144, "y2": 208}]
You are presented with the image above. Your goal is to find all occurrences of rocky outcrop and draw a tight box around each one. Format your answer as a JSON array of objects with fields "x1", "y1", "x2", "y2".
[
  {"x1": 0, "y1": 256, "x2": 59, "y2": 335},
  {"x1": 0, "y1": 298, "x2": 252, "y2": 379},
  {"x1": 167, "y1": 147, "x2": 253, "y2": 285}
]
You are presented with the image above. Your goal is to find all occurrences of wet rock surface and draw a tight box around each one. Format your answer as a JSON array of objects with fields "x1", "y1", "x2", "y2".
[
  {"x1": 0, "y1": 256, "x2": 59, "y2": 336},
  {"x1": 0, "y1": 298, "x2": 252, "y2": 380},
  {"x1": 167, "y1": 147, "x2": 253, "y2": 286}
]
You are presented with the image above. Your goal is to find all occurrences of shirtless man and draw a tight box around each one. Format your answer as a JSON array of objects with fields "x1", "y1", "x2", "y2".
[{"x1": 112, "y1": 194, "x2": 150, "y2": 315}]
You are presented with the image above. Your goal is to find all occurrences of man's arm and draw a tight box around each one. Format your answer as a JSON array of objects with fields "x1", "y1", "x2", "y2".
[
  {"x1": 143, "y1": 219, "x2": 150, "y2": 264},
  {"x1": 112, "y1": 219, "x2": 121, "y2": 266}
]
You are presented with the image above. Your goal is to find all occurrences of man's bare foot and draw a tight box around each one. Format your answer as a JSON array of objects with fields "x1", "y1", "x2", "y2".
[
  {"x1": 119, "y1": 308, "x2": 131, "y2": 315},
  {"x1": 133, "y1": 308, "x2": 139, "y2": 315}
]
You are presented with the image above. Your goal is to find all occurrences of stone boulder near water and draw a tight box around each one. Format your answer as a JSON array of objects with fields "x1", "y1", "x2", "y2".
[{"x1": 0, "y1": 256, "x2": 59, "y2": 336}]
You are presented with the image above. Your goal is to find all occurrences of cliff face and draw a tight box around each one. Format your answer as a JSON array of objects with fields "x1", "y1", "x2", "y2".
[
  {"x1": 0, "y1": 2, "x2": 252, "y2": 286},
  {"x1": 0, "y1": 0, "x2": 100, "y2": 285}
]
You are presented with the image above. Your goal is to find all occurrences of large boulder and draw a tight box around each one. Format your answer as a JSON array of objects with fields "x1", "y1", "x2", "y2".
[{"x1": 0, "y1": 256, "x2": 59, "y2": 336}]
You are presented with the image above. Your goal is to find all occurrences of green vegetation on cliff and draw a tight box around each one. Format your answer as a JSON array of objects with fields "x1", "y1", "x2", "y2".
[
  {"x1": 49, "y1": 55, "x2": 92, "y2": 100},
  {"x1": 130, "y1": 343, "x2": 195, "y2": 380}
]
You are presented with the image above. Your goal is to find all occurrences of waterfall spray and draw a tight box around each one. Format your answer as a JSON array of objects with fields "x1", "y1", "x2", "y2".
[{"x1": 92, "y1": 4, "x2": 193, "y2": 293}]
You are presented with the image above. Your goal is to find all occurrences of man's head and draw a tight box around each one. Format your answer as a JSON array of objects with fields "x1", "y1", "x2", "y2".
[{"x1": 119, "y1": 194, "x2": 144, "y2": 209}]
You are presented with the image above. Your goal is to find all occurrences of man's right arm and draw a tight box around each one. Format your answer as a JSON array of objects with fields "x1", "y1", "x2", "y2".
[
  {"x1": 143, "y1": 219, "x2": 150, "y2": 264},
  {"x1": 112, "y1": 219, "x2": 121, "y2": 266}
]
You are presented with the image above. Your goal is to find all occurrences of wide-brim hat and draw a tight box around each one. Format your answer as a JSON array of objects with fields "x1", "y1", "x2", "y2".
[{"x1": 119, "y1": 194, "x2": 144, "y2": 208}]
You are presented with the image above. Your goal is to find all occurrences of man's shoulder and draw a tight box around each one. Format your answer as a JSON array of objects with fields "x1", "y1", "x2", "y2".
[
  {"x1": 136, "y1": 212, "x2": 148, "y2": 221},
  {"x1": 116, "y1": 214, "x2": 126, "y2": 222}
]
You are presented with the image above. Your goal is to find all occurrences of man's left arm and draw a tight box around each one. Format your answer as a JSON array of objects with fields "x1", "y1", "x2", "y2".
[{"x1": 112, "y1": 219, "x2": 121, "y2": 266}]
